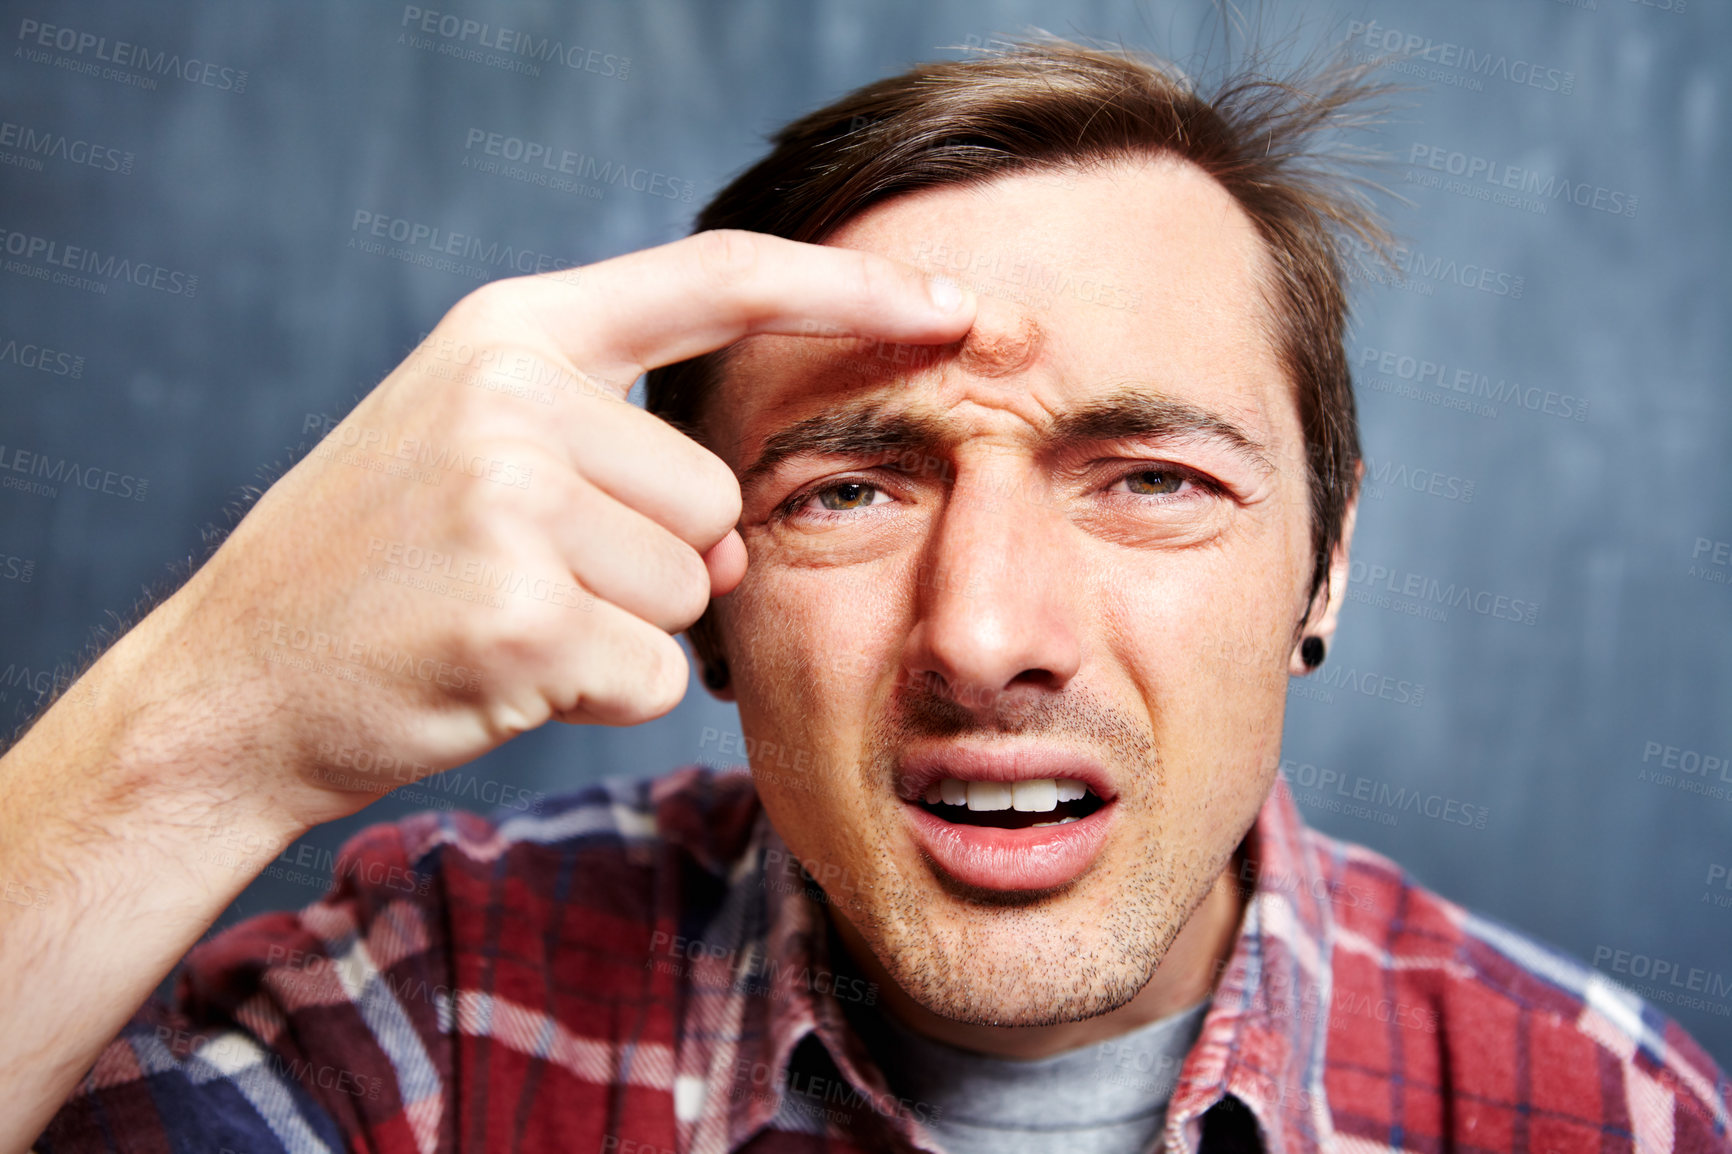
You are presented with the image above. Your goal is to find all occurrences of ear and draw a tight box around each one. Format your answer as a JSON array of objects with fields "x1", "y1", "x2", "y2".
[
  {"x1": 1288, "y1": 463, "x2": 1361, "y2": 677},
  {"x1": 687, "y1": 611, "x2": 735, "y2": 702}
]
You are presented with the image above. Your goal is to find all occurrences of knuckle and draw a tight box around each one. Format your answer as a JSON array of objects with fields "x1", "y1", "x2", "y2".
[
  {"x1": 694, "y1": 229, "x2": 760, "y2": 290},
  {"x1": 446, "y1": 277, "x2": 520, "y2": 330},
  {"x1": 694, "y1": 460, "x2": 743, "y2": 537},
  {"x1": 506, "y1": 458, "x2": 573, "y2": 520},
  {"x1": 851, "y1": 248, "x2": 899, "y2": 311},
  {"x1": 663, "y1": 547, "x2": 712, "y2": 629},
  {"x1": 461, "y1": 606, "x2": 540, "y2": 684},
  {"x1": 642, "y1": 632, "x2": 689, "y2": 714},
  {"x1": 591, "y1": 625, "x2": 683, "y2": 722},
  {"x1": 450, "y1": 466, "x2": 516, "y2": 536}
]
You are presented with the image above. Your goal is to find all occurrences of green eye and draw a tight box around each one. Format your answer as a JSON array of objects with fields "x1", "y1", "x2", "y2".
[
  {"x1": 816, "y1": 482, "x2": 882, "y2": 510},
  {"x1": 1121, "y1": 469, "x2": 1186, "y2": 495}
]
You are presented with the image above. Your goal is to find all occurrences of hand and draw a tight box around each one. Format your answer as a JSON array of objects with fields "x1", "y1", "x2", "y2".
[
  {"x1": 0, "y1": 234, "x2": 970, "y2": 1152},
  {"x1": 176, "y1": 230, "x2": 976, "y2": 825}
]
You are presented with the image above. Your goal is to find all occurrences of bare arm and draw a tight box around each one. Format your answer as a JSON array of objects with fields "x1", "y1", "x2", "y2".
[
  {"x1": 0, "y1": 589, "x2": 311, "y2": 1147},
  {"x1": 0, "y1": 231, "x2": 975, "y2": 1149}
]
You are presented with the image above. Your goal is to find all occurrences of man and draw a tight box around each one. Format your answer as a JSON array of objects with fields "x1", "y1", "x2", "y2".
[{"x1": 8, "y1": 37, "x2": 1728, "y2": 1154}]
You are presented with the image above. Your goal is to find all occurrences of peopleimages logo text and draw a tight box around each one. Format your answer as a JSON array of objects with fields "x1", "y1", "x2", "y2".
[
  {"x1": 1345, "y1": 20, "x2": 1574, "y2": 95},
  {"x1": 0, "y1": 334, "x2": 82, "y2": 378},
  {"x1": 1357, "y1": 346, "x2": 1588, "y2": 423},
  {"x1": 1408, "y1": 144, "x2": 1637, "y2": 219},
  {"x1": 1348, "y1": 560, "x2": 1539, "y2": 626},
  {"x1": 15, "y1": 19, "x2": 248, "y2": 91},
  {"x1": 462, "y1": 130, "x2": 694, "y2": 201},
  {"x1": 0, "y1": 120, "x2": 132, "y2": 174},
  {"x1": 0, "y1": 444, "x2": 147, "y2": 500},
  {"x1": 0, "y1": 228, "x2": 197, "y2": 297},
  {"x1": 399, "y1": 7, "x2": 629, "y2": 79},
  {"x1": 349, "y1": 211, "x2": 578, "y2": 278}
]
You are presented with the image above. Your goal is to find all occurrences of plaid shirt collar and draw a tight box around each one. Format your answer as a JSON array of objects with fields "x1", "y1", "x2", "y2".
[
  {"x1": 48, "y1": 764, "x2": 1732, "y2": 1152},
  {"x1": 699, "y1": 776, "x2": 1332, "y2": 1154}
]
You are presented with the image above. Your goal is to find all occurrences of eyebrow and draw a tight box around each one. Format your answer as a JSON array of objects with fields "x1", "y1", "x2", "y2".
[
  {"x1": 738, "y1": 403, "x2": 951, "y2": 489},
  {"x1": 1053, "y1": 388, "x2": 1275, "y2": 476},
  {"x1": 738, "y1": 386, "x2": 1274, "y2": 488}
]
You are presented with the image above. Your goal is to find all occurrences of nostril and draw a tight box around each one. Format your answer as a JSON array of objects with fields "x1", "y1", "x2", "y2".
[{"x1": 1007, "y1": 668, "x2": 1063, "y2": 691}]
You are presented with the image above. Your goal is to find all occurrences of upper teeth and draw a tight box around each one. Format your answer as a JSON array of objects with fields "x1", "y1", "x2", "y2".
[{"x1": 922, "y1": 778, "x2": 1091, "y2": 813}]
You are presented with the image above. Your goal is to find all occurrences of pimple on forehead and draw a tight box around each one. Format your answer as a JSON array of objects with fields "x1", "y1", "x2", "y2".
[{"x1": 956, "y1": 299, "x2": 1042, "y2": 379}]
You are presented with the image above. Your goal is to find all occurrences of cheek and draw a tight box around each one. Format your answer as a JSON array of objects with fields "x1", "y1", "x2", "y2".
[
  {"x1": 720, "y1": 556, "x2": 909, "y2": 711},
  {"x1": 1103, "y1": 519, "x2": 1299, "y2": 666},
  {"x1": 715, "y1": 552, "x2": 918, "y2": 839},
  {"x1": 717, "y1": 560, "x2": 912, "y2": 894},
  {"x1": 1096, "y1": 534, "x2": 1293, "y2": 792}
]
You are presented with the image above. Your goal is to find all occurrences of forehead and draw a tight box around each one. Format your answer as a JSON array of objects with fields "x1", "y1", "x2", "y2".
[{"x1": 714, "y1": 155, "x2": 1292, "y2": 457}]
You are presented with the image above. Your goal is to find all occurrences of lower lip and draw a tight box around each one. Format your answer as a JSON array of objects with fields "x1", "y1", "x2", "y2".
[{"x1": 903, "y1": 800, "x2": 1114, "y2": 892}]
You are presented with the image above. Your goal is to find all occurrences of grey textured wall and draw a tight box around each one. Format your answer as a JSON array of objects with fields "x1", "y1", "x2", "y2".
[{"x1": 2, "y1": 0, "x2": 1728, "y2": 1070}]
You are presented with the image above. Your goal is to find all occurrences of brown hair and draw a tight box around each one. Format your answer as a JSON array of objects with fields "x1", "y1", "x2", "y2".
[{"x1": 648, "y1": 36, "x2": 1389, "y2": 664}]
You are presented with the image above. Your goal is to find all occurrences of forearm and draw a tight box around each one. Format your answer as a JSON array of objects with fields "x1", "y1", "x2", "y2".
[
  {"x1": 0, "y1": 589, "x2": 310, "y2": 1152},
  {"x1": 0, "y1": 234, "x2": 976, "y2": 1150}
]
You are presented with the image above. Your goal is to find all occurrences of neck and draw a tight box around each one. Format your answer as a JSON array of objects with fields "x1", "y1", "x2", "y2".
[{"x1": 828, "y1": 856, "x2": 1246, "y2": 1061}]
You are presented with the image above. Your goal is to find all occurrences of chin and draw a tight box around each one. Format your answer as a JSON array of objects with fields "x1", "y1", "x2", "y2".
[
  {"x1": 855, "y1": 878, "x2": 1182, "y2": 1027},
  {"x1": 910, "y1": 967, "x2": 1154, "y2": 1029}
]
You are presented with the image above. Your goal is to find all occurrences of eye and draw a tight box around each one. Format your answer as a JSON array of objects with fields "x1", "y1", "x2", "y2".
[
  {"x1": 1112, "y1": 467, "x2": 1193, "y2": 496},
  {"x1": 809, "y1": 480, "x2": 890, "y2": 512}
]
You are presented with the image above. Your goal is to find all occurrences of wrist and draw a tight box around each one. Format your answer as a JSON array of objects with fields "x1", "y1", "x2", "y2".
[{"x1": 14, "y1": 583, "x2": 314, "y2": 866}]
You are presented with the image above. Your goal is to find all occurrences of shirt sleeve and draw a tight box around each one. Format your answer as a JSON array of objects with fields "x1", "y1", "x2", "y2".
[{"x1": 35, "y1": 809, "x2": 476, "y2": 1153}]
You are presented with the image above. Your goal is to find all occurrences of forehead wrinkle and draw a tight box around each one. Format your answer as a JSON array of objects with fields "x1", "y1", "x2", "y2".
[{"x1": 958, "y1": 305, "x2": 1042, "y2": 379}]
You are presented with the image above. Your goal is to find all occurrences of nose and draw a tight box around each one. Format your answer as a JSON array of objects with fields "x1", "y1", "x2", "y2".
[{"x1": 900, "y1": 467, "x2": 1083, "y2": 713}]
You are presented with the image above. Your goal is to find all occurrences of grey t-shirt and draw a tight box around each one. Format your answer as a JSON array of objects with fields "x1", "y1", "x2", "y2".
[{"x1": 848, "y1": 996, "x2": 1209, "y2": 1154}]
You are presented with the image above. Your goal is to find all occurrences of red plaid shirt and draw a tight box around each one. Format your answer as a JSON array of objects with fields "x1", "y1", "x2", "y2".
[{"x1": 39, "y1": 767, "x2": 1732, "y2": 1152}]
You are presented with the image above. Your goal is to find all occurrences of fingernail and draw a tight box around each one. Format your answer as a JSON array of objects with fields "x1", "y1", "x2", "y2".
[{"x1": 927, "y1": 275, "x2": 965, "y2": 313}]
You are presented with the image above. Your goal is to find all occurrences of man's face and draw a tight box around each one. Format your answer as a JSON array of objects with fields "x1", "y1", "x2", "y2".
[{"x1": 705, "y1": 155, "x2": 1322, "y2": 1027}]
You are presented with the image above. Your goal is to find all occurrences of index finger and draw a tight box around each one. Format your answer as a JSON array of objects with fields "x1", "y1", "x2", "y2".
[{"x1": 516, "y1": 229, "x2": 977, "y2": 386}]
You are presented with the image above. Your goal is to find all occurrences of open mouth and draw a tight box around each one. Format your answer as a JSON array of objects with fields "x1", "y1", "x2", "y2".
[
  {"x1": 900, "y1": 762, "x2": 1117, "y2": 891},
  {"x1": 916, "y1": 777, "x2": 1108, "y2": 830}
]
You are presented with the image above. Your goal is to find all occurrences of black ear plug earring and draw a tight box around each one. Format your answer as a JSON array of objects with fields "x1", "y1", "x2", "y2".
[
  {"x1": 702, "y1": 658, "x2": 731, "y2": 691},
  {"x1": 1300, "y1": 636, "x2": 1325, "y2": 671}
]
